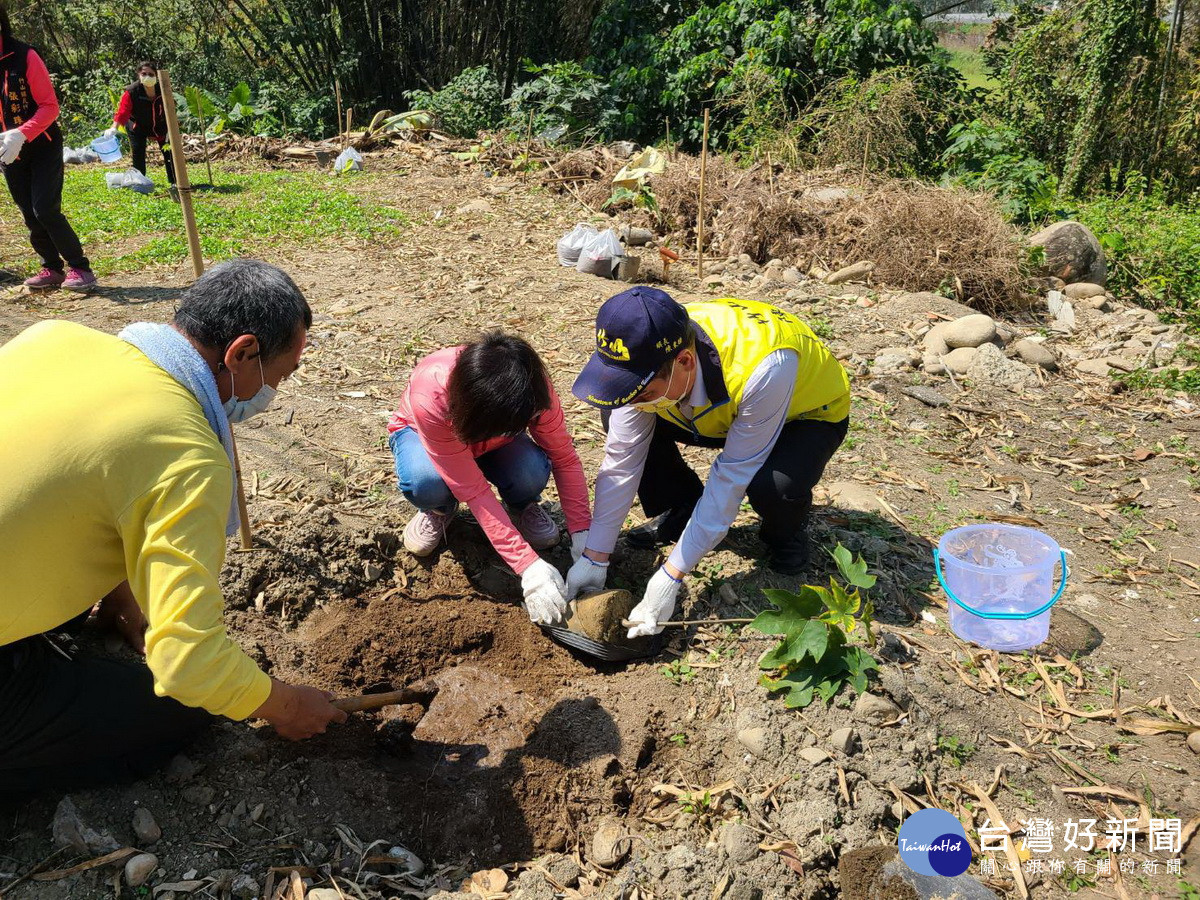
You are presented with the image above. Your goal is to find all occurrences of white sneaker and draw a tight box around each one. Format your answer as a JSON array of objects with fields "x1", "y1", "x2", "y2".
[
  {"x1": 513, "y1": 502, "x2": 560, "y2": 550},
  {"x1": 404, "y1": 509, "x2": 453, "y2": 557}
]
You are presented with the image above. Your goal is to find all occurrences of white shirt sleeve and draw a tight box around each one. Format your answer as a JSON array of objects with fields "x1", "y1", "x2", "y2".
[
  {"x1": 667, "y1": 349, "x2": 799, "y2": 574},
  {"x1": 585, "y1": 405, "x2": 658, "y2": 554}
]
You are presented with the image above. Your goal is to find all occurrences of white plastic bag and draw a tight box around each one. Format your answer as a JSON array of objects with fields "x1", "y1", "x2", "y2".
[
  {"x1": 104, "y1": 168, "x2": 155, "y2": 194},
  {"x1": 556, "y1": 223, "x2": 597, "y2": 267},
  {"x1": 576, "y1": 228, "x2": 624, "y2": 279},
  {"x1": 334, "y1": 147, "x2": 363, "y2": 174}
]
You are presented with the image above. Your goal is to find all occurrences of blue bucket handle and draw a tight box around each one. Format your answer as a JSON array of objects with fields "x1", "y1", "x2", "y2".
[{"x1": 933, "y1": 548, "x2": 1068, "y2": 620}]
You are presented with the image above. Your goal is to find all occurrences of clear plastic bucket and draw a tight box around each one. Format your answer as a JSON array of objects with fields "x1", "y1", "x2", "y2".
[
  {"x1": 934, "y1": 524, "x2": 1067, "y2": 652},
  {"x1": 90, "y1": 134, "x2": 122, "y2": 163}
]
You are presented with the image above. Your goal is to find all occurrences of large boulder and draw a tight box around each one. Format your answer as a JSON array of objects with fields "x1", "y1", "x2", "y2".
[{"x1": 1029, "y1": 220, "x2": 1106, "y2": 286}]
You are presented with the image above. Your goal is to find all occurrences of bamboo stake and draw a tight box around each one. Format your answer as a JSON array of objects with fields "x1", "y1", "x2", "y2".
[
  {"x1": 665, "y1": 117, "x2": 671, "y2": 160},
  {"x1": 345, "y1": 108, "x2": 353, "y2": 151},
  {"x1": 766, "y1": 150, "x2": 774, "y2": 196},
  {"x1": 697, "y1": 107, "x2": 710, "y2": 279},
  {"x1": 524, "y1": 110, "x2": 533, "y2": 180},
  {"x1": 334, "y1": 79, "x2": 344, "y2": 145},
  {"x1": 157, "y1": 70, "x2": 203, "y2": 279},
  {"x1": 230, "y1": 429, "x2": 254, "y2": 550},
  {"x1": 200, "y1": 128, "x2": 214, "y2": 186}
]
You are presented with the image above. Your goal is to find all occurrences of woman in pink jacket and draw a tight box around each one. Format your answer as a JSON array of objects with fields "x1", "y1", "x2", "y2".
[{"x1": 388, "y1": 333, "x2": 591, "y2": 625}]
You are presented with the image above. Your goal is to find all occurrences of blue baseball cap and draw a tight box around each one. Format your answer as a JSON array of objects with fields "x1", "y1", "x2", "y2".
[{"x1": 572, "y1": 287, "x2": 691, "y2": 408}]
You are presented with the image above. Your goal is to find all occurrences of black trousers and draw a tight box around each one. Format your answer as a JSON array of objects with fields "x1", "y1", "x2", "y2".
[
  {"x1": 608, "y1": 413, "x2": 849, "y2": 546},
  {"x1": 130, "y1": 130, "x2": 176, "y2": 184},
  {"x1": 2, "y1": 130, "x2": 89, "y2": 272},
  {"x1": 0, "y1": 622, "x2": 212, "y2": 800}
]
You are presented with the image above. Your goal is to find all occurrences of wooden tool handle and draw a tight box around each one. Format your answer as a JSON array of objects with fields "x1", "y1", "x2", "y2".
[
  {"x1": 332, "y1": 688, "x2": 435, "y2": 713},
  {"x1": 621, "y1": 617, "x2": 754, "y2": 629}
]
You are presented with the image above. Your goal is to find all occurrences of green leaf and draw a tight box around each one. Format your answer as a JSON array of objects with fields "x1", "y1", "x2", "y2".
[
  {"x1": 831, "y1": 544, "x2": 877, "y2": 589},
  {"x1": 757, "y1": 620, "x2": 831, "y2": 670},
  {"x1": 228, "y1": 81, "x2": 252, "y2": 107},
  {"x1": 815, "y1": 678, "x2": 841, "y2": 704},
  {"x1": 819, "y1": 579, "x2": 860, "y2": 632},
  {"x1": 842, "y1": 646, "x2": 879, "y2": 693},
  {"x1": 761, "y1": 671, "x2": 816, "y2": 709},
  {"x1": 750, "y1": 587, "x2": 825, "y2": 635}
]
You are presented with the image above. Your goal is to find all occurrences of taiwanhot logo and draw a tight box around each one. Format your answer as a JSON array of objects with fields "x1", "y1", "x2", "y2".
[{"x1": 897, "y1": 809, "x2": 972, "y2": 877}]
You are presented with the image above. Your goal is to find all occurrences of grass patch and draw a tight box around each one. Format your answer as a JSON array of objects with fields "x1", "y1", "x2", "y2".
[
  {"x1": 944, "y1": 49, "x2": 998, "y2": 92},
  {"x1": 4, "y1": 164, "x2": 408, "y2": 276}
]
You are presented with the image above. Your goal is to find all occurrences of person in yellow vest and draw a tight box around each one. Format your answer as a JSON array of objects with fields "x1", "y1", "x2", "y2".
[{"x1": 566, "y1": 288, "x2": 850, "y2": 638}]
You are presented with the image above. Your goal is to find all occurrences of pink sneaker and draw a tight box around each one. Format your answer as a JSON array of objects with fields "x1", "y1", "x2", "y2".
[
  {"x1": 513, "y1": 502, "x2": 561, "y2": 550},
  {"x1": 62, "y1": 267, "x2": 98, "y2": 291},
  {"x1": 24, "y1": 267, "x2": 65, "y2": 289},
  {"x1": 403, "y1": 509, "x2": 454, "y2": 557}
]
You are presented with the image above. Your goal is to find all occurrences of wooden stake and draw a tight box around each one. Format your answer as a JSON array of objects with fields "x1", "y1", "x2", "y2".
[
  {"x1": 665, "y1": 117, "x2": 671, "y2": 159},
  {"x1": 200, "y1": 128, "x2": 214, "y2": 186},
  {"x1": 157, "y1": 70, "x2": 203, "y2": 279},
  {"x1": 697, "y1": 107, "x2": 710, "y2": 279},
  {"x1": 524, "y1": 110, "x2": 534, "y2": 180},
  {"x1": 230, "y1": 429, "x2": 253, "y2": 550},
  {"x1": 766, "y1": 150, "x2": 774, "y2": 196},
  {"x1": 334, "y1": 79, "x2": 344, "y2": 145},
  {"x1": 345, "y1": 108, "x2": 353, "y2": 151}
]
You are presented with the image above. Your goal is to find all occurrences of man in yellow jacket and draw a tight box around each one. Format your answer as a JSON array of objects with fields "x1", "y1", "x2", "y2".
[
  {"x1": 0, "y1": 258, "x2": 346, "y2": 796},
  {"x1": 566, "y1": 288, "x2": 851, "y2": 637}
]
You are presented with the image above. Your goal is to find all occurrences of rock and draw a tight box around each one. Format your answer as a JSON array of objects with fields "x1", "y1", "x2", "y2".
[
  {"x1": 1076, "y1": 358, "x2": 1112, "y2": 377},
  {"x1": 1188, "y1": 730, "x2": 1200, "y2": 755},
  {"x1": 871, "y1": 857, "x2": 999, "y2": 899},
  {"x1": 1013, "y1": 339, "x2": 1058, "y2": 372},
  {"x1": 615, "y1": 256, "x2": 641, "y2": 282},
  {"x1": 250, "y1": 803, "x2": 265, "y2": 823},
  {"x1": 132, "y1": 807, "x2": 162, "y2": 845},
  {"x1": 544, "y1": 854, "x2": 582, "y2": 888},
  {"x1": 719, "y1": 824, "x2": 760, "y2": 864},
  {"x1": 1029, "y1": 220, "x2": 1106, "y2": 286},
  {"x1": 305, "y1": 891, "x2": 342, "y2": 900},
  {"x1": 922, "y1": 322, "x2": 951, "y2": 356},
  {"x1": 231, "y1": 874, "x2": 260, "y2": 899},
  {"x1": 1085, "y1": 293, "x2": 1113, "y2": 309},
  {"x1": 124, "y1": 853, "x2": 158, "y2": 888},
  {"x1": 871, "y1": 348, "x2": 917, "y2": 375},
  {"x1": 798, "y1": 746, "x2": 831, "y2": 765},
  {"x1": 782, "y1": 267, "x2": 802, "y2": 283},
  {"x1": 942, "y1": 314, "x2": 997, "y2": 349},
  {"x1": 825, "y1": 260, "x2": 875, "y2": 285},
  {"x1": 387, "y1": 845, "x2": 425, "y2": 876},
  {"x1": 620, "y1": 225, "x2": 654, "y2": 246},
  {"x1": 736, "y1": 726, "x2": 769, "y2": 756},
  {"x1": 828, "y1": 727, "x2": 858, "y2": 755},
  {"x1": 766, "y1": 258, "x2": 784, "y2": 269},
  {"x1": 825, "y1": 481, "x2": 885, "y2": 514},
  {"x1": 942, "y1": 346, "x2": 978, "y2": 375},
  {"x1": 51, "y1": 797, "x2": 119, "y2": 855},
  {"x1": 965, "y1": 342, "x2": 1036, "y2": 389},
  {"x1": 900, "y1": 385, "x2": 949, "y2": 408},
  {"x1": 808, "y1": 265, "x2": 829, "y2": 280},
  {"x1": 701, "y1": 274, "x2": 725, "y2": 290},
  {"x1": 1104, "y1": 355, "x2": 1138, "y2": 373},
  {"x1": 807, "y1": 186, "x2": 856, "y2": 204},
  {"x1": 922, "y1": 357, "x2": 948, "y2": 376},
  {"x1": 455, "y1": 199, "x2": 492, "y2": 215},
  {"x1": 165, "y1": 754, "x2": 198, "y2": 783},
  {"x1": 1065, "y1": 282, "x2": 1105, "y2": 300},
  {"x1": 591, "y1": 820, "x2": 631, "y2": 867},
  {"x1": 182, "y1": 784, "x2": 215, "y2": 807},
  {"x1": 1045, "y1": 290, "x2": 1066, "y2": 316},
  {"x1": 853, "y1": 692, "x2": 902, "y2": 723}
]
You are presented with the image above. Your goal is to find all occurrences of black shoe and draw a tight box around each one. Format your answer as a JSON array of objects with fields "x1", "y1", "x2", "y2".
[
  {"x1": 626, "y1": 506, "x2": 692, "y2": 549},
  {"x1": 765, "y1": 529, "x2": 810, "y2": 576}
]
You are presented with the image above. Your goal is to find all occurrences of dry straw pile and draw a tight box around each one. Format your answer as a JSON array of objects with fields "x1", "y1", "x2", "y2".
[{"x1": 545, "y1": 150, "x2": 1033, "y2": 314}]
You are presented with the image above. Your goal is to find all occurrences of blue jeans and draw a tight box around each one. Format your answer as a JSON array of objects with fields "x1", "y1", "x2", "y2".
[{"x1": 389, "y1": 427, "x2": 552, "y2": 514}]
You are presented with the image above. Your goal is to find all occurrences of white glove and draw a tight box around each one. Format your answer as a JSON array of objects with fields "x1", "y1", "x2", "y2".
[
  {"x1": 103, "y1": 126, "x2": 118, "y2": 138},
  {"x1": 521, "y1": 558, "x2": 568, "y2": 626},
  {"x1": 626, "y1": 567, "x2": 682, "y2": 638},
  {"x1": 0, "y1": 129, "x2": 27, "y2": 165},
  {"x1": 565, "y1": 553, "x2": 608, "y2": 600},
  {"x1": 570, "y1": 530, "x2": 589, "y2": 562}
]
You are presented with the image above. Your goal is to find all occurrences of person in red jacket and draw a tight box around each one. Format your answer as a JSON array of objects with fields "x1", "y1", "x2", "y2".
[
  {"x1": 0, "y1": 5, "x2": 96, "y2": 291},
  {"x1": 106, "y1": 61, "x2": 176, "y2": 189}
]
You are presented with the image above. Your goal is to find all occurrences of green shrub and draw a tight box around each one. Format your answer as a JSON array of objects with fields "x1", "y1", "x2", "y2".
[
  {"x1": 506, "y1": 61, "x2": 616, "y2": 144},
  {"x1": 942, "y1": 119, "x2": 1062, "y2": 224},
  {"x1": 1073, "y1": 179, "x2": 1200, "y2": 330},
  {"x1": 404, "y1": 66, "x2": 504, "y2": 138}
]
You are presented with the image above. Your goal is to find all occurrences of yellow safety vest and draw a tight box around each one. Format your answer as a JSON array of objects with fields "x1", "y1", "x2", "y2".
[{"x1": 656, "y1": 298, "x2": 851, "y2": 438}]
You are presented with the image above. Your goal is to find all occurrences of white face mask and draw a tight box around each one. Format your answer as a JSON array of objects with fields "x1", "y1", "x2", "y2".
[
  {"x1": 223, "y1": 356, "x2": 276, "y2": 423},
  {"x1": 631, "y1": 359, "x2": 683, "y2": 413},
  {"x1": 140, "y1": 74, "x2": 158, "y2": 88}
]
